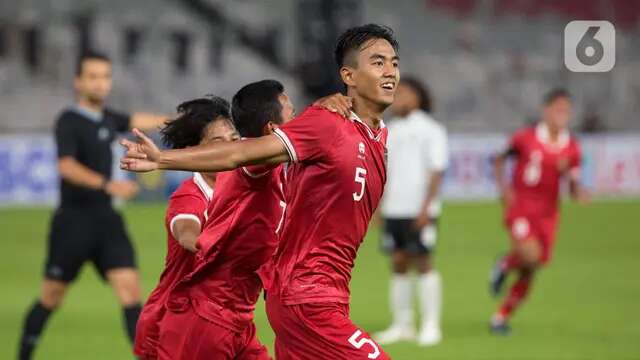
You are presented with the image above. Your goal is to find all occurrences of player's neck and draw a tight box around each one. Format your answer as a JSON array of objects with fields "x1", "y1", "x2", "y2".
[
  {"x1": 77, "y1": 97, "x2": 104, "y2": 113},
  {"x1": 351, "y1": 95, "x2": 384, "y2": 129},
  {"x1": 200, "y1": 172, "x2": 217, "y2": 188},
  {"x1": 543, "y1": 121, "x2": 562, "y2": 142}
]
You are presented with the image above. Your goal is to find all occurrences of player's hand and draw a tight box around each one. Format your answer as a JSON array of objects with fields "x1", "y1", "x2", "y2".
[
  {"x1": 412, "y1": 210, "x2": 431, "y2": 230},
  {"x1": 573, "y1": 188, "x2": 591, "y2": 205},
  {"x1": 105, "y1": 180, "x2": 139, "y2": 200},
  {"x1": 314, "y1": 93, "x2": 353, "y2": 118},
  {"x1": 120, "y1": 128, "x2": 162, "y2": 172}
]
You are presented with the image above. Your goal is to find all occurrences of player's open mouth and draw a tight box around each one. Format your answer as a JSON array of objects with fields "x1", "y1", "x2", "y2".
[{"x1": 381, "y1": 82, "x2": 395, "y2": 91}]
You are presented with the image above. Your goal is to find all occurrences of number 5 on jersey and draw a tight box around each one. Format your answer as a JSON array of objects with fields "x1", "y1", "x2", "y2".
[
  {"x1": 348, "y1": 330, "x2": 380, "y2": 359},
  {"x1": 353, "y1": 167, "x2": 367, "y2": 201}
]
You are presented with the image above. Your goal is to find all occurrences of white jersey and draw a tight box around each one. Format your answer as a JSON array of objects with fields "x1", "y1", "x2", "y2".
[{"x1": 382, "y1": 109, "x2": 449, "y2": 218}]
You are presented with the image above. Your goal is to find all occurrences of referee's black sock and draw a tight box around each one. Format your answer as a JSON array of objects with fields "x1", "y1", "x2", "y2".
[
  {"x1": 123, "y1": 303, "x2": 142, "y2": 344},
  {"x1": 18, "y1": 300, "x2": 53, "y2": 360}
]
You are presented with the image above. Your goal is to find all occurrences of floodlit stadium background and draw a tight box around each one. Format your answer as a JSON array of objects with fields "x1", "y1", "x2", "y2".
[{"x1": 1, "y1": 1, "x2": 639, "y2": 359}]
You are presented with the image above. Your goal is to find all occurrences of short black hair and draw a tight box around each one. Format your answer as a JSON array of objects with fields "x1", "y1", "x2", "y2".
[
  {"x1": 75, "y1": 50, "x2": 111, "y2": 76},
  {"x1": 400, "y1": 76, "x2": 433, "y2": 113},
  {"x1": 334, "y1": 24, "x2": 398, "y2": 68},
  {"x1": 231, "y1": 80, "x2": 285, "y2": 138},
  {"x1": 161, "y1": 96, "x2": 231, "y2": 149},
  {"x1": 543, "y1": 87, "x2": 572, "y2": 105}
]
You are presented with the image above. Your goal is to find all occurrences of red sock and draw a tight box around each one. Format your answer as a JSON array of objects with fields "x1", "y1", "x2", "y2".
[
  {"x1": 498, "y1": 275, "x2": 532, "y2": 319},
  {"x1": 500, "y1": 253, "x2": 520, "y2": 272}
]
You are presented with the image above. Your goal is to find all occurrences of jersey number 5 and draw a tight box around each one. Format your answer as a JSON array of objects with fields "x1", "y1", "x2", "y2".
[
  {"x1": 348, "y1": 330, "x2": 380, "y2": 359},
  {"x1": 353, "y1": 167, "x2": 367, "y2": 201}
]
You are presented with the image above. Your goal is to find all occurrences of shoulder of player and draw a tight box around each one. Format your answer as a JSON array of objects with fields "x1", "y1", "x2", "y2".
[
  {"x1": 55, "y1": 108, "x2": 82, "y2": 125},
  {"x1": 170, "y1": 178, "x2": 208, "y2": 203},
  {"x1": 102, "y1": 107, "x2": 125, "y2": 117},
  {"x1": 299, "y1": 105, "x2": 348, "y2": 124},
  {"x1": 102, "y1": 108, "x2": 130, "y2": 123},
  {"x1": 513, "y1": 125, "x2": 536, "y2": 140}
]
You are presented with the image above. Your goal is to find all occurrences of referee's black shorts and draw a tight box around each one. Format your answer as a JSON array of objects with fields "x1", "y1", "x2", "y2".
[
  {"x1": 382, "y1": 217, "x2": 439, "y2": 255},
  {"x1": 44, "y1": 206, "x2": 137, "y2": 283}
]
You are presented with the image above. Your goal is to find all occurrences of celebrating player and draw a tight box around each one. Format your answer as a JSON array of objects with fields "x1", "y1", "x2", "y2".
[
  {"x1": 489, "y1": 88, "x2": 589, "y2": 335},
  {"x1": 120, "y1": 24, "x2": 399, "y2": 359},
  {"x1": 156, "y1": 80, "x2": 290, "y2": 359},
  {"x1": 134, "y1": 96, "x2": 239, "y2": 359},
  {"x1": 18, "y1": 51, "x2": 167, "y2": 360},
  {"x1": 138, "y1": 81, "x2": 351, "y2": 359}
]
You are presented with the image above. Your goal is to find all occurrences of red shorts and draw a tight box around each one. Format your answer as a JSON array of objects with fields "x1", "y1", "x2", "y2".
[
  {"x1": 505, "y1": 212, "x2": 559, "y2": 264},
  {"x1": 156, "y1": 303, "x2": 270, "y2": 360},
  {"x1": 265, "y1": 292, "x2": 391, "y2": 360},
  {"x1": 134, "y1": 303, "x2": 164, "y2": 359}
]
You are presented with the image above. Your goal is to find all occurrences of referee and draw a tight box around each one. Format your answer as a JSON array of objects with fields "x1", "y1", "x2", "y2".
[
  {"x1": 18, "y1": 51, "x2": 167, "y2": 359},
  {"x1": 374, "y1": 77, "x2": 449, "y2": 347}
]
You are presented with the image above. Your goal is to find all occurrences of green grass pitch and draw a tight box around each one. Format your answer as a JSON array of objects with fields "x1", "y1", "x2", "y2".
[{"x1": 1, "y1": 201, "x2": 639, "y2": 359}]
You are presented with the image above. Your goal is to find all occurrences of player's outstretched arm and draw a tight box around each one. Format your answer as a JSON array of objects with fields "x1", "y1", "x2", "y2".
[
  {"x1": 120, "y1": 128, "x2": 289, "y2": 173},
  {"x1": 59, "y1": 157, "x2": 139, "y2": 199},
  {"x1": 130, "y1": 112, "x2": 170, "y2": 131}
]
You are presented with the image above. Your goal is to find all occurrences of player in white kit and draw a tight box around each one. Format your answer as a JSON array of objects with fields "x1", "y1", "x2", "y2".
[{"x1": 375, "y1": 77, "x2": 448, "y2": 347}]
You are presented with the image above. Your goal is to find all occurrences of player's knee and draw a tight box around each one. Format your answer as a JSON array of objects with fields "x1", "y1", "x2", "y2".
[
  {"x1": 107, "y1": 269, "x2": 141, "y2": 305},
  {"x1": 414, "y1": 254, "x2": 432, "y2": 274},
  {"x1": 391, "y1": 251, "x2": 410, "y2": 273},
  {"x1": 517, "y1": 240, "x2": 541, "y2": 268},
  {"x1": 41, "y1": 280, "x2": 68, "y2": 309}
]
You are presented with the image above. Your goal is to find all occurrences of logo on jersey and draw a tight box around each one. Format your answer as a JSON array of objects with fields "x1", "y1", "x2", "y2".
[
  {"x1": 358, "y1": 142, "x2": 366, "y2": 160},
  {"x1": 98, "y1": 127, "x2": 110, "y2": 141}
]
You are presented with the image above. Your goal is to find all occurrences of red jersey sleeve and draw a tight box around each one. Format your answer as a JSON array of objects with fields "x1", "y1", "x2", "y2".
[
  {"x1": 273, "y1": 105, "x2": 342, "y2": 163},
  {"x1": 167, "y1": 193, "x2": 207, "y2": 237},
  {"x1": 506, "y1": 129, "x2": 526, "y2": 157}
]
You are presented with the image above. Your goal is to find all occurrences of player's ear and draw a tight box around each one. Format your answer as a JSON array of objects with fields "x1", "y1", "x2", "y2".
[
  {"x1": 263, "y1": 121, "x2": 278, "y2": 135},
  {"x1": 340, "y1": 66, "x2": 356, "y2": 88}
]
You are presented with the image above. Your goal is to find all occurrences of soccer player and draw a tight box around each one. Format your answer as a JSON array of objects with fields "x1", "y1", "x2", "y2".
[
  {"x1": 17, "y1": 50, "x2": 167, "y2": 360},
  {"x1": 120, "y1": 24, "x2": 399, "y2": 359},
  {"x1": 375, "y1": 77, "x2": 448, "y2": 346},
  {"x1": 134, "y1": 96, "x2": 239, "y2": 359},
  {"x1": 139, "y1": 81, "x2": 351, "y2": 359},
  {"x1": 489, "y1": 88, "x2": 589, "y2": 335}
]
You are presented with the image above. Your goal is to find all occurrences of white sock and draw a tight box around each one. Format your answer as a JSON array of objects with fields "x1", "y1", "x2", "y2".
[
  {"x1": 418, "y1": 271, "x2": 442, "y2": 331},
  {"x1": 390, "y1": 274, "x2": 413, "y2": 329}
]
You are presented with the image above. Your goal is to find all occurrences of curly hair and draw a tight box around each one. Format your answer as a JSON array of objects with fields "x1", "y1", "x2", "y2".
[{"x1": 161, "y1": 96, "x2": 231, "y2": 149}]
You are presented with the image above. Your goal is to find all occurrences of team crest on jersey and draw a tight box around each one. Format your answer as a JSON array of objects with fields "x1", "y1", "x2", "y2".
[{"x1": 358, "y1": 142, "x2": 366, "y2": 160}]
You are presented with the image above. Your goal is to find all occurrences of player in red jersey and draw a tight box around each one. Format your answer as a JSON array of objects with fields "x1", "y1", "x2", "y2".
[
  {"x1": 135, "y1": 81, "x2": 352, "y2": 359},
  {"x1": 134, "y1": 97, "x2": 240, "y2": 359},
  {"x1": 120, "y1": 24, "x2": 398, "y2": 359},
  {"x1": 489, "y1": 88, "x2": 590, "y2": 335}
]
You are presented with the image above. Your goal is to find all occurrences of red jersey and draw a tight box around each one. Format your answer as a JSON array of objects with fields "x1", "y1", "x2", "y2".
[
  {"x1": 167, "y1": 165, "x2": 285, "y2": 332},
  {"x1": 508, "y1": 123, "x2": 581, "y2": 217},
  {"x1": 135, "y1": 173, "x2": 212, "y2": 357},
  {"x1": 261, "y1": 106, "x2": 388, "y2": 305}
]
